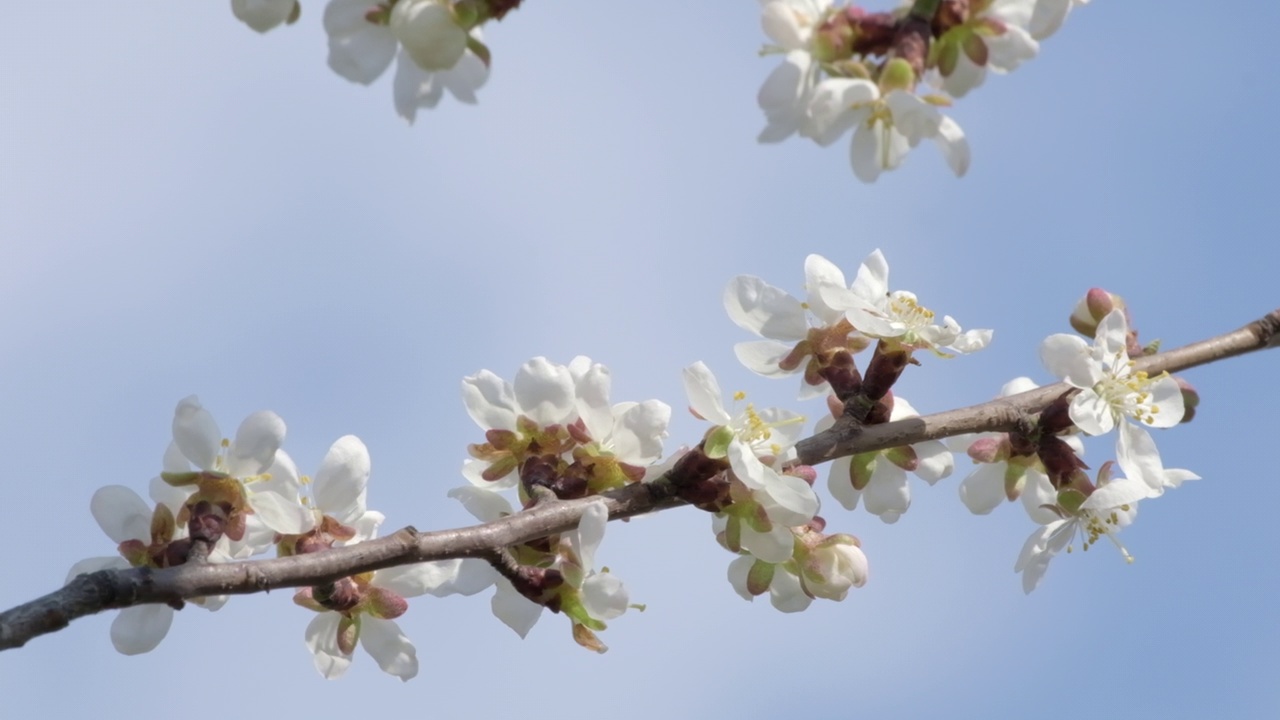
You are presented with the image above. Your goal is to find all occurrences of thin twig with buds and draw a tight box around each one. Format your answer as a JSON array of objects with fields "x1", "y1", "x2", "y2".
[{"x1": 2, "y1": 308, "x2": 1276, "y2": 652}]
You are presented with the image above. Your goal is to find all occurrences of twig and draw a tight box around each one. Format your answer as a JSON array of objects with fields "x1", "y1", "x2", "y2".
[{"x1": 2, "y1": 309, "x2": 1276, "y2": 652}]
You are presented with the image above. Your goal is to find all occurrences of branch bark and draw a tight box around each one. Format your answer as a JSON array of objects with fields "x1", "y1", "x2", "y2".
[{"x1": 3, "y1": 308, "x2": 1276, "y2": 652}]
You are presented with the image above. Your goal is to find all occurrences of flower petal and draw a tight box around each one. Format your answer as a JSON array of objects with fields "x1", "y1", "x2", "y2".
[
  {"x1": 723, "y1": 276, "x2": 808, "y2": 341},
  {"x1": 304, "y1": 612, "x2": 352, "y2": 679},
  {"x1": 359, "y1": 616, "x2": 418, "y2": 681},
  {"x1": 172, "y1": 395, "x2": 221, "y2": 471},
  {"x1": 226, "y1": 411, "x2": 286, "y2": 478},
  {"x1": 491, "y1": 578, "x2": 543, "y2": 638},
  {"x1": 313, "y1": 435, "x2": 371, "y2": 524},
  {"x1": 110, "y1": 604, "x2": 173, "y2": 655},
  {"x1": 91, "y1": 485, "x2": 152, "y2": 544},
  {"x1": 513, "y1": 357, "x2": 576, "y2": 426},
  {"x1": 681, "y1": 362, "x2": 731, "y2": 424}
]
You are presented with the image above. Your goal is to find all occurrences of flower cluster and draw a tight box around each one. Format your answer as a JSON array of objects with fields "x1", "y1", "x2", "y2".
[
  {"x1": 68, "y1": 396, "x2": 467, "y2": 680},
  {"x1": 452, "y1": 356, "x2": 671, "y2": 650},
  {"x1": 755, "y1": 0, "x2": 1091, "y2": 181},
  {"x1": 948, "y1": 288, "x2": 1198, "y2": 591}
]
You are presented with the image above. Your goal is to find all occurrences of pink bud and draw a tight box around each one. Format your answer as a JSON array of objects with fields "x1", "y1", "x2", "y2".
[{"x1": 1069, "y1": 288, "x2": 1125, "y2": 337}]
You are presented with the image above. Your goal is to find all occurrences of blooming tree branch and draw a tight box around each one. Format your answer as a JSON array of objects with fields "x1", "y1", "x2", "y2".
[{"x1": 3, "y1": 307, "x2": 1275, "y2": 653}]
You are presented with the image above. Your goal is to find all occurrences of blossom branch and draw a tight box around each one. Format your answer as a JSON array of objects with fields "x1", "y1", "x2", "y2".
[{"x1": 2, "y1": 308, "x2": 1275, "y2": 652}]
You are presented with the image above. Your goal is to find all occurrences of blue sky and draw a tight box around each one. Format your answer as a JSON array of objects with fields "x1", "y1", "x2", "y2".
[{"x1": 2, "y1": 1, "x2": 1277, "y2": 717}]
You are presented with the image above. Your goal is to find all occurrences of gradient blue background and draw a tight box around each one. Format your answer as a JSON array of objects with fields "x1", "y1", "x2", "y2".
[{"x1": 2, "y1": 2, "x2": 1277, "y2": 717}]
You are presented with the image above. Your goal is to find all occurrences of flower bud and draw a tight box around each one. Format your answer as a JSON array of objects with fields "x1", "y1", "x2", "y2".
[
  {"x1": 391, "y1": 0, "x2": 469, "y2": 72},
  {"x1": 799, "y1": 534, "x2": 868, "y2": 600},
  {"x1": 231, "y1": 0, "x2": 299, "y2": 34},
  {"x1": 1069, "y1": 288, "x2": 1126, "y2": 337}
]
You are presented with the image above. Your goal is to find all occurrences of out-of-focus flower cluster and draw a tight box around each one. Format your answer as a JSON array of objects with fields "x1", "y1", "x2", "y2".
[
  {"x1": 232, "y1": 0, "x2": 522, "y2": 123},
  {"x1": 755, "y1": 0, "x2": 1092, "y2": 181}
]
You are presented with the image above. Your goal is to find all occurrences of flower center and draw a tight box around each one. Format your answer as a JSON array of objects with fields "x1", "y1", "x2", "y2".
[
  {"x1": 1067, "y1": 505, "x2": 1134, "y2": 564},
  {"x1": 1096, "y1": 358, "x2": 1164, "y2": 425},
  {"x1": 887, "y1": 292, "x2": 936, "y2": 329}
]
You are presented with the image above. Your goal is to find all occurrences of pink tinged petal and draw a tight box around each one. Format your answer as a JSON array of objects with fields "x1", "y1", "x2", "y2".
[
  {"x1": 768, "y1": 567, "x2": 813, "y2": 613},
  {"x1": 393, "y1": 49, "x2": 445, "y2": 124},
  {"x1": 740, "y1": 523, "x2": 795, "y2": 564},
  {"x1": 681, "y1": 362, "x2": 731, "y2": 424},
  {"x1": 359, "y1": 617, "x2": 418, "y2": 681},
  {"x1": 933, "y1": 115, "x2": 971, "y2": 178},
  {"x1": 724, "y1": 276, "x2": 808, "y2": 341},
  {"x1": 172, "y1": 395, "x2": 221, "y2": 471},
  {"x1": 67, "y1": 556, "x2": 129, "y2": 585},
  {"x1": 91, "y1": 485, "x2": 152, "y2": 544},
  {"x1": 461, "y1": 370, "x2": 518, "y2": 432},
  {"x1": 827, "y1": 456, "x2": 862, "y2": 511},
  {"x1": 513, "y1": 357, "x2": 576, "y2": 426},
  {"x1": 324, "y1": 0, "x2": 397, "y2": 84},
  {"x1": 448, "y1": 485, "x2": 514, "y2": 522},
  {"x1": 727, "y1": 556, "x2": 757, "y2": 601},
  {"x1": 226, "y1": 411, "x2": 286, "y2": 477},
  {"x1": 863, "y1": 463, "x2": 910, "y2": 523},
  {"x1": 911, "y1": 440, "x2": 954, "y2": 484},
  {"x1": 1145, "y1": 375, "x2": 1186, "y2": 428},
  {"x1": 247, "y1": 488, "x2": 313, "y2": 535},
  {"x1": 491, "y1": 578, "x2": 543, "y2": 638},
  {"x1": 313, "y1": 435, "x2": 371, "y2": 523},
  {"x1": 111, "y1": 604, "x2": 173, "y2": 655},
  {"x1": 1040, "y1": 334, "x2": 1102, "y2": 388},
  {"x1": 958, "y1": 463, "x2": 1007, "y2": 515},
  {"x1": 305, "y1": 612, "x2": 352, "y2": 680},
  {"x1": 1069, "y1": 390, "x2": 1115, "y2": 435},
  {"x1": 582, "y1": 573, "x2": 629, "y2": 621}
]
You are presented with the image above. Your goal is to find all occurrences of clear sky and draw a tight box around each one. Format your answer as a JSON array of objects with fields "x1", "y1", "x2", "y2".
[{"x1": 2, "y1": 1, "x2": 1277, "y2": 717}]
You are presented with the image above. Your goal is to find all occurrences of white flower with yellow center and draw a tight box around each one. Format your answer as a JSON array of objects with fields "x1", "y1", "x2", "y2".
[
  {"x1": 1015, "y1": 464, "x2": 1144, "y2": 594},
  {"x1": 683, "y1": 362, "x2": 818, "y2": 562},
  {"x1": 818, "y1": 249, "x2": 992, "y2": 355},
  {"x1": 801, "y1": 61, "x2": 971, "y2": 183},
  {"x1": 1040, "y1": 310, "x2": 1184, "y2": 445}
]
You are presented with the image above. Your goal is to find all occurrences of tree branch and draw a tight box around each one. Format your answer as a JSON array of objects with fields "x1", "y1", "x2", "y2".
[{"x1": 2, "y1": 308, "x2": 1276, "y2": 651}]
